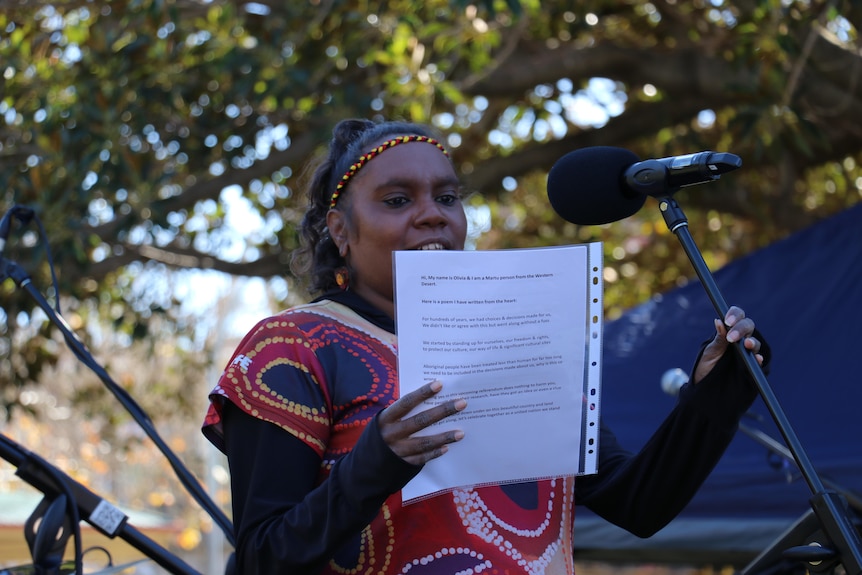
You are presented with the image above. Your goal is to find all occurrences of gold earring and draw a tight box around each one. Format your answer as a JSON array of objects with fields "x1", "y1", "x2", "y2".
[{"x1": 335, "y1": 267, "x2": 350, "y2": 290}]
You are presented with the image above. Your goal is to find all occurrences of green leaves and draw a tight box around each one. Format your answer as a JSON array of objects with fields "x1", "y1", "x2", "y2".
[
  {"x1": 2, "y1": 0, "x2": 861, "y2": 419},
  {"x1": 451, "y1": 0, "x2": 523, "y2": 17}
]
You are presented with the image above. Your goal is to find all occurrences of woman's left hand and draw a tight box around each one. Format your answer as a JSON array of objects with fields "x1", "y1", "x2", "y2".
[{"x1": 693, "y1": 305, "x2": 764, "y2": 384}]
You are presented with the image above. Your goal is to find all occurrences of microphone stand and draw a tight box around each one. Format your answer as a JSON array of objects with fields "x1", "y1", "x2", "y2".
[
  {"x1": 735, "y1": 420, "x2": 862, "y2": 574},
  {"x1": 737, "y1": 421, "x2": 862, "y2": 512},
  {"x1": 0, "y1": 432, "x2": 201, "y2": 575},
  {"x1": 0, "y1": 231, "x2": 235, "y2": 567},
  {"x1": 656, "y1": 195, "x2": 862, "y2": 574}
]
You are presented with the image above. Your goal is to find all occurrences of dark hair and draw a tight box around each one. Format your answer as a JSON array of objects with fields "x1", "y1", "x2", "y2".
[{"x1": 290, "y1": 119, "x2": 446, "y2": 294}]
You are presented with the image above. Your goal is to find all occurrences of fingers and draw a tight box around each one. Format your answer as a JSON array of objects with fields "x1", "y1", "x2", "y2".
[
  {"x1": 380, "y1": 380, "x2": 450, "y2": 424},
  {"x1": 723, "y1": 306, "x2": 753, "y2": 342},
  {"x1": 722, "y1": 307, "x2": 764, "y2": 365},
  {"x1": 395, "y1": 429, "x2": 466, "y2": 466},
  {"x1": 403, "y1": 397, "x2": 466, "y2": 436},
  {"x1": 695, "y1": 306, "x2": 762, "y2": 382},
  {"x1": 379, "y1": 381, "x2": 467, "y2": 465},
  {"x1": 384, "y1": 380, "x2": 467, "y2": 426}
]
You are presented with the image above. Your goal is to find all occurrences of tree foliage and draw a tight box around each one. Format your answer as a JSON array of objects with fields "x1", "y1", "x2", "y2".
[{"x1": 1, "y1": 0, "x2": 861, "y2": 415}]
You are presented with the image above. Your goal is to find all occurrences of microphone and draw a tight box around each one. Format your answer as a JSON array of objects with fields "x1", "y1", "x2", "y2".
[
  {"x1": 660, "y1": 367, "x2": 689, "y2": 397},
  {"x1": 547, "y1": 147, "x2": 742, "y2": 225}
]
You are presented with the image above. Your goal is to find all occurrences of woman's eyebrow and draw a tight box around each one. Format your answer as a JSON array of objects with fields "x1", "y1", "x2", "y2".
[{"x1": 376, "y1": 175, "x2": 461, "y2": 189}]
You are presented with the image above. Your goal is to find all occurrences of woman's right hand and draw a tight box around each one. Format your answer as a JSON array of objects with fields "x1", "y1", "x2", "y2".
[{"x1": 378, "y1": 381, "x2": 466, "y2": 466}]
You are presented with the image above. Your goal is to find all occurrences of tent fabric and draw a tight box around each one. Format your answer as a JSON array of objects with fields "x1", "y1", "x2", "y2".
[{"x1": 573, "y1": 202, "x2": 862, "y2": 567}]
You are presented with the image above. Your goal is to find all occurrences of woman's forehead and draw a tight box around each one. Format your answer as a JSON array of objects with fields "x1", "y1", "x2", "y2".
[{"x1": 357, "y1": 141, "x2": 456, "y2": 181}]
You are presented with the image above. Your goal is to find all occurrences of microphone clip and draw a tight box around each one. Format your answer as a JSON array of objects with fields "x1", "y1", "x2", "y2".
[{"x1": 624, "y1": 151, "x2": 742, "y2": 198}]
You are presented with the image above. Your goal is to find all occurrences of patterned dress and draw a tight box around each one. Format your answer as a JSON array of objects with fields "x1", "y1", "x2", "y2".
[{"x1": 204, "y1": 296, "x2": 576, "y2": 574}]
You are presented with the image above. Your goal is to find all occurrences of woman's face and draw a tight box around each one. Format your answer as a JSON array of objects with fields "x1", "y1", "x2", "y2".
[{"x1": 327, "y1": 139, "x2": 468, "y2": 317}]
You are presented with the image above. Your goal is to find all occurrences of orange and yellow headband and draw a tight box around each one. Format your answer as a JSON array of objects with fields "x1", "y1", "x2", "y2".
[{"x1": 329, "y1": 135, "x2": 449, "y2": 209}]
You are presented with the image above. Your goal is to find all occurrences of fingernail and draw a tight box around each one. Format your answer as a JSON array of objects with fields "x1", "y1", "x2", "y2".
[
  {"x1": 454, "y1": 430, "x2": 465, "y2": 441},
  {"x1": 454, "y1": 399, "x2": 467, "y2": 411},
  {"x1": 714, "y1": 319, "x2": 723, "y2": 332},
  {"x1": 430, "y1": 380, "x2": 442, "y2": 392},
  {"x1": 726, "y1": 330, "x2": 739, "y2": 342}
]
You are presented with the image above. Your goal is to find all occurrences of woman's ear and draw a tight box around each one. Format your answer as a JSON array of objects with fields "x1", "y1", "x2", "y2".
[{"x1": 326, "y1": 209, "x2": 349, "y2": 257}]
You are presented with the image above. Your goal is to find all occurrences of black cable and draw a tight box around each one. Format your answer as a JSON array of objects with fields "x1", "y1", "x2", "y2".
[
  {"x1": 81, "y1": 545, "x2": 114, "y2": 569},
  {"x1": 1, "y1": 205, "x2": 236, "y2": 547},
  {"x1": 32, "y1": 213, "x2": 62, "y2": 316},
  {"x1": 27, "y1": 449, "x2": 83, "y2": 575}
]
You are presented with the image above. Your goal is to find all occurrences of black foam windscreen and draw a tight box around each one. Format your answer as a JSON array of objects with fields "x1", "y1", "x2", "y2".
[{"x1": 547, "y1": 146, "x2": 647, "y2": 225}]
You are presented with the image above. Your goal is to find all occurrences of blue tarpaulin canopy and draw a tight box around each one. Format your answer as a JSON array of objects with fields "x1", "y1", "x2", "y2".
[{"x1": 574, "y1": 202, "x2": 862, "y2": 568}]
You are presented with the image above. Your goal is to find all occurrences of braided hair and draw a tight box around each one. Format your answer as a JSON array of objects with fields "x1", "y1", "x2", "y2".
[{"x1": 291, "y1": 119, "x2": 446, "y2": 294}]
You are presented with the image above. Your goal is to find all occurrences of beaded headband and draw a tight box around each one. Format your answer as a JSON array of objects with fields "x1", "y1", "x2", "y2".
[{"x1": 329, "y1": 135, "x2": 450, "y2": 209}]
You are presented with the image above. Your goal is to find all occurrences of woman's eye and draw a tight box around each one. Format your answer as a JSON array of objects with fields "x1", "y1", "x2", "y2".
[
  {"x1": 384, "y1": 196, "x2": 409, "y2": 207},
  {"x1": 437, "y1": 193, "x2": 460, "y2": 206}
]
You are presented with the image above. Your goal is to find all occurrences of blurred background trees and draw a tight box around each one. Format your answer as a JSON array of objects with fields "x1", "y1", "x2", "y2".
[{"x1": 0, "y1": 0, "x2": 860, "y2": 569}]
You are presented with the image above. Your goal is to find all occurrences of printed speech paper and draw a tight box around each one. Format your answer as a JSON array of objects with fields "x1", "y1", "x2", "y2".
[{"x1": 393, "y1": 243, "x2": 602, "y2": 503}]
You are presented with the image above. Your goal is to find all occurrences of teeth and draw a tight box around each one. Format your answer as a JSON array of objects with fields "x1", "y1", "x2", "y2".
[{"x1": 418, "y1": 243, "x2": 445, "y2": 250}]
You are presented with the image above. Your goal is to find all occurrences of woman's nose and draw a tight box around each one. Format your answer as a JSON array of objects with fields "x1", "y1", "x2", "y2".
[{"x1": 414, "y1": 197, "x2": 447, "y2": 226}]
